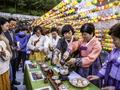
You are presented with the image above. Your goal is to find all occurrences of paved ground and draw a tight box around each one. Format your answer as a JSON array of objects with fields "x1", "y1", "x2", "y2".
[{"x1": 14, "y1": 68, "x2": 26, "y2": 90}]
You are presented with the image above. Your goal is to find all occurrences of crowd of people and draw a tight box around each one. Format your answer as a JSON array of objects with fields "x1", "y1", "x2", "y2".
[{"x1": 0, "y1": 17, "x2": 120, "y2": 90}]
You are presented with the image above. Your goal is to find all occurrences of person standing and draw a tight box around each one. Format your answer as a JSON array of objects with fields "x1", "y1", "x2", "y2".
[
  {"x1": 87, "y1": 23, "x2": 120, "y2": 90},
  {"x1": 53, "y1": 25, "x2": 75, "y2": 65},
  {"x1": 64, "y1": 23, "x2": 102, "y2": 77},
  {"x1": 44, "y1": 27, "x2": 60, "y2": 61},
  {"x1": 16, "y1": 26, "x2": 29, "y2": 72},
  {"x1": 4, "y1": 18, "x2": 20, "y2": 85},
  {"x1": 27, "y1": 26, "x2": 46, "y2": 62},
  {"x1": 0, "y1": 17, "x2": 12, "y2": 90}
]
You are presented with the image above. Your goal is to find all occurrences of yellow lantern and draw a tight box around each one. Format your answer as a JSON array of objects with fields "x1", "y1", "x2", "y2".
[
  {"x1": 109, "y1": 3, "x2": 113, "y2": 8},
  {"x1": 104, "y1": 4, "x2": 109, "y2": 9},
  {"x1": 98, "y1": 0, "x2": 104, "y2": 4},
  {"x1": 86, "y1": 2, "x2": 92, "y2": 7},
  {"x1": 71, "y1": 0, "x2": 78, "y2": 6},
  {"x1": 112, "y1": 15, "x2": 117, "y2": 19},
  {"x1": 92, "y1": 0, "x2": 97, "y2": 4}
]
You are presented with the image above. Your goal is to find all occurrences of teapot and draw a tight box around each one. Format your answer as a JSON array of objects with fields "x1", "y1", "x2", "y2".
[{"x1": 59, "y1": 65, "x2": 69, "y2": 75}]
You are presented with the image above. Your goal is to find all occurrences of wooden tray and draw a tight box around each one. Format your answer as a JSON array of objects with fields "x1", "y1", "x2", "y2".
[{"x1": 40, "y1": 65, "x2": 60, "y2": 90}]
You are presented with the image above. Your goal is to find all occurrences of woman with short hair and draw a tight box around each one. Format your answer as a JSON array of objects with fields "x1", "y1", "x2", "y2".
[{"x1": 27, "y1": 26, "x2": 46, "y2": 62}]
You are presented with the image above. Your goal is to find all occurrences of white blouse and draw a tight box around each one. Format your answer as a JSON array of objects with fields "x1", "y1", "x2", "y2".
[
  {"x1": 0, "y1": 41, "x2": 11, "y2": 75},
  {"x1": 27, "y1": 34, "x2": 46, "y2": 51}
]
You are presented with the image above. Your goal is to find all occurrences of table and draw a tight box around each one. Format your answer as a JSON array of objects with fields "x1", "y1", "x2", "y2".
[{"x1": 24, "y1": 61, "x2": 100, "y2": 90}]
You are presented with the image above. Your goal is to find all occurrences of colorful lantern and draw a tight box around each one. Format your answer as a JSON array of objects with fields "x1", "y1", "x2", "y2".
[
  {"x1": 63, "y1": 0, "x2": 71, "y2": 3},
  {"x1": 98, "y1": 0, "x2": 104, "y2": 5},
  {"x1": 92, "y1": 0, "x2": 97, "y2": 4},
  {"x1": 71, "y1": 0, "x2": 78, "y2": 6},
  {"x1": 77, "y1": 0, "x2": 82, "y2": 3},
  {"x1": 86, "y1": 2, "x2": 92, "y2": 7}
]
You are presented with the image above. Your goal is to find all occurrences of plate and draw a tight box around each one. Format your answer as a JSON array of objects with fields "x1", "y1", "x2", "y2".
[
  {"x1": 30, "y1": 71, "x2": 44, "y2": 81},
  {"x1": 28, "y1": 64, "x2": 37, "y2": 69},
  {"x1": 55, "y1": 80, "x2": 61, "y2": 85},
  {"x1": 69, "y1": 77, "x2": 90, "y2": 88},
  {"x1": 34, "y1": 86, "x2": 53, "y2": 90},
  {"x1": 52, "y1": 76, "x2": 59, "y2": 80},
  {"x1": 59, "y1": 68, "x2": 69, "y2": 75},
  {"x1": 58, "y1": 84, "x2": 68, "y2": 90},
  {"x1": 41, "y1": 63, "x2": 48, "y2": 68}
]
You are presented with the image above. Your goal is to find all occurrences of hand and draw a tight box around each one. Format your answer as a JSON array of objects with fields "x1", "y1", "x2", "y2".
[
  {"x1": 101, "y1": 86, "x2": 115, "y2": 90},
  {"x1": 11, "y1": 46, "x2": 17, "y2": 50},
  {"x1": 17, "y1": 48, "x2": 21, "y2": 51},
  {"x1": 0, "y1": 51, "x2": 6, "y2": 57},
  {"x1": 34, "y1": 48, "x2": 39, "y2": 52},
  {"x1": 49, "y1": 45, "x2": 54, "y2": 51},
  {"x1": 63, "y1": 51, "x2": 69, "y2": 60},
  {"x1": 87, "y1": 75, "x2": 99, "y2": 81},
  {"x1": 66, "y1": 58, "x2": 76, "y2": 66},
  {"x1": 52, "y1": 55, "x2": 59, "y2": 65}
]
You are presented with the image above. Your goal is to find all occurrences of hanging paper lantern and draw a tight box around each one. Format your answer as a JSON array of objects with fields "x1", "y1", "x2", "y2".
[
  {"x1": 71, "y1": 0, "x2": 78, "y2": 6},
  {"x1": 112, "y1": 15, "x2": 117, "y2": 19},
  {"x1": 113, "y1": 1, "x2": 119, "y2": 6},
  {"x1": 104, "y1": 5, "x2": 109, "y2": 9},
  {"x1": 98, "y1": 0, "x2": 104, "y2": 2},
  {"x1": 92, "y1": 0, "x2": 97, "y2": 4},
  {"x1": 109, "y1": 3, "x2": 114, "y2": 8},
  {"x1": 77, "y1": 0, "x2": 82, "y2": 3},
  {"x1": 86, "y1": 2, "x2": 92, "y2": 7},
  {"x1": 98, "y1": 0, "x2": 104, "y2": 5},
  {"x1": 63, "y1": 0, "x2": 71, "y2": 3}
]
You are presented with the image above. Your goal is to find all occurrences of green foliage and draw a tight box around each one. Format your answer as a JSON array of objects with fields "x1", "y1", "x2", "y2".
[{"x1": 0, "y1": 0, "x2": 61, "y2": 16}]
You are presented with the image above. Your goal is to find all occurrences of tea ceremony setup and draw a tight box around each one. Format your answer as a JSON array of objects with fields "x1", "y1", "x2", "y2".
[{"x1": 0, "y1": 0, "x2": 120, "y2": 90}]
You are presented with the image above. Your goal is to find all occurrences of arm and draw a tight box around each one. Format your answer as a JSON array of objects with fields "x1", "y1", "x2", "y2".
[
  {"x1": 15, "y1": 36, "x2": 19, "y2": 48},
  {"x1": 27, "y1": 36, "x2": 35, "y2": 50},
  {"x1": 56, "y1": 39, "x2": 62, "y2": 51},
  {"x1": 38, "y1": 36, "x2": 45, "y2": 51},
  {"x1": 44, "y1": 36, "x2": 50, "y2": 52},
  {"x1": 97, "y1": 51, "x2": 111, "y2": 79},
  {"x1": 68, "y1": 40, "x2": 81, "y2": 54},
  {"x1": 20, "y1": 37, "x2": 28, "y2": 49},
  {"x1": 97, "y1": 61, "x2": 109, "y2": 79},
  {"x1": 87, "y1": 53, "x2": 110, "y2": 81},
  {"x1": 13, "y1": 32, "x2": 17, "y2": 47},
  {"x1": 54, "y1": 39, "x2": 61, "y2": 55},
  {"x1": 0, "y1": 41, "x2": 12, "y2": 61},
  {"x1": 82, "y1": 43, "x2": 102, "y2": 68}
]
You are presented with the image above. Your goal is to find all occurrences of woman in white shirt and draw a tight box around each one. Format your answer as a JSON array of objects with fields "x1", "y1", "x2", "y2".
[
  {"x1": 27, "y1": 26, "x2": 46, "y2": 62},
  {"x1": 44, "y1": 27, "x2": 60, "y2": 61},
  {"x1": 0, "y1": 17, "x2": 12, "y2": 90}
]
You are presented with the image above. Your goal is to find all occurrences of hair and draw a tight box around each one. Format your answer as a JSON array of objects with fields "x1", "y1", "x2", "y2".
[
  {"x1": 0, "y1": 18, "x2": 11, "y2": 53},
  {"x1": 61, "y1": 24, "x2": 74, "y2": 36},
  {"x1": 109, "y1": 23, "x2": 120, "y2": 39},
  {"x1": 0, "y1": 17, "x2": 8, "y2": 34},
  {"x1": 21, "y1": 25, "x2": 28, "y2": 31},
  {"x1": 8, "y1": 18, "x2": 16, "y2": 22},
  {"x1": 43, "y1": 30, "x2": 50, "y2": 35},
  {"x1": 15, "y1": 25, "x2": 28, "y2": 33},
  {"x1": 33, "y1": 26, "x2": 43, "y2": 35},
  {"x1": 50, "y1": 27, "x2": 58, "y2": 33},
  {"x1": 80, "y1": 23, "x2": 95, "y2": 36}
]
